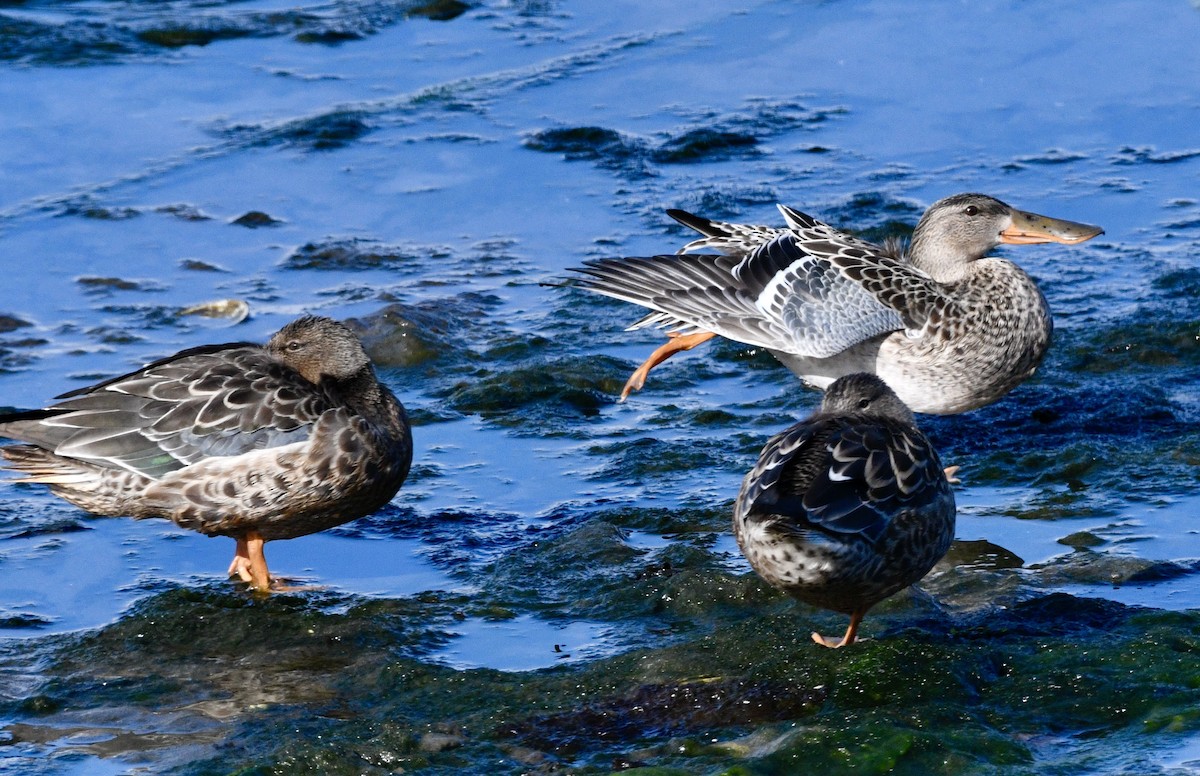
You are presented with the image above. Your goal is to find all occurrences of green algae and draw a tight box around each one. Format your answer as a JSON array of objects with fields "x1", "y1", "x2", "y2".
[
  {"x1": 2, "y1": 3, "x2": 1198, "y2": 775},
  {"x1": 6, "y1": 527, "x2": 1200, "y2": 775},
  {"x1": 442, "y1": 355, "x2": 626, "y2": 431},
  {"x1": 136, "y1": 26, "x2": 251, "y2": 49}
]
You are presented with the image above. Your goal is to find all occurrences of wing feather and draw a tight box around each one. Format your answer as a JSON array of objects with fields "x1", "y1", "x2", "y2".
[
  {"x1": 744, "y1": 416, "x2": 950, "y2": 548},
  {"x1": 0, "y1": 345, "x2": 329, "y2": 479},
  {"x1": 574, "y1": 203, "x2": 959, "y2": 356}
]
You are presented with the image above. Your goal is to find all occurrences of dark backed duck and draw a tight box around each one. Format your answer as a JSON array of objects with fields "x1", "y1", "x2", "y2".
[{"x1": 734, "y1": 373, "x2": 956, "y2": 647}]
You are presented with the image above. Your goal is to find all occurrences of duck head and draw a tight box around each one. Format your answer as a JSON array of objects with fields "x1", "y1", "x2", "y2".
[
  {"x1": 267, "y1": 315, "x2": 371, "y2": 385},
  {"x1": 909, "y1": 193, "x2": 1103, "y2": 282},
  {"x1": 821, "y1": 373, "x2": 915, "y2": 424}
]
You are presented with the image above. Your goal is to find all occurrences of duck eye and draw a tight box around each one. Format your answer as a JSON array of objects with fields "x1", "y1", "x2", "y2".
[
  {"x1": 286, "y1": 340, "x2": 304, "y2": 352},
  {"x1": 857, "y1": 398, "x2": 870, "y2": 409},
  {"x1": 964, "y1": 205, "x2": 980, "y2": 216}
]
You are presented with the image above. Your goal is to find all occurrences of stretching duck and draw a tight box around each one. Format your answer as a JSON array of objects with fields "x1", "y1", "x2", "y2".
[
  {"x1": 0, "y1": 315, "x2": 412, "y2": 592},
  {"x1": 572, "y1": 193, "x2": 1102, "y2": 413},
  {"x1": 734, "y1": 373, "x2": 955, "y2": 648}
]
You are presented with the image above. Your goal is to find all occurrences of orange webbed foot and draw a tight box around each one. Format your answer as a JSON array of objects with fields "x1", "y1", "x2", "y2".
[
  {"x1": 618, "y1": 331, "x2": 716, "y2": 402},
  {"x1": 811, "y1": 631, "x2": 853, "y2": 649},
  {"x1": 226, "y1": 532, "x2": 273, "y2": 593},
  {"x1": 229, "y1": 536, "x2": 321, "y2": 592},
  {"x1": 812, "y1": 609, "x2": 866, "y2": 648}
]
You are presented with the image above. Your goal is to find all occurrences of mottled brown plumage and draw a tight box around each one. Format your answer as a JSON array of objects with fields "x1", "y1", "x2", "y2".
[
  {"x1": 734, "y1": 373, "x2": 955, "y2": 647},
  {"x1": 0, "y1": 315, "x2": 412, "y2": 591},
  {"x1": 572, "y1": 194, "x2": 1103, "y2": 413}
]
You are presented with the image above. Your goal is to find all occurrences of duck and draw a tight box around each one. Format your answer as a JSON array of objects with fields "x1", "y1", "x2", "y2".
[
  {"x1": 0, "y1": 315, "x2": 412, "y2": 592},
  {"x1": 571, "y1": 193, "x2": 1103, "y2": 414},
  {"x1": 734, "y1": 372, "x2": 955, "y2": 648}
]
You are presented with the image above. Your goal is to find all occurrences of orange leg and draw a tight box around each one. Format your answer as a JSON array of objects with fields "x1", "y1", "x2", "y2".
[
  {"x1": 228, "y1": 536, "x2": 252, "y2": 581},
  {"x1": 620, "y1": 331, "x2": 716, "y2": 401},
  {"x1": 244, "y1": 531, "x2": 271, "y2": 593},
  {"x1": 228, "y1": 532, "x2": 272, "y2": 592},
  {"x1": 811, "y1": 608, "x2": 866, "y2": 649}
]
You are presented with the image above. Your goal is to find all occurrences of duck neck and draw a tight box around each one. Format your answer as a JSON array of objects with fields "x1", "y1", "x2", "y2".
[
  {"x1": 908, "y1": 228, "x2": 979, "y2": 284},
  {"x1": 325, "y1": 368, "x2": 404, "y2": 428}
]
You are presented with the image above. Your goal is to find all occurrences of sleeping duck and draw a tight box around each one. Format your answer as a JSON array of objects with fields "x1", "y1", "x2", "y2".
[{"x1": 0, "y1": 315, "x2": 412, "y2": 592}]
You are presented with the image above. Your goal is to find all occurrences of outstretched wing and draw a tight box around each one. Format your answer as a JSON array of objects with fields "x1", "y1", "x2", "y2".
[
  {"x1": 0, "y1": 344, "x2": 331, "y2": 479},
  {"x1": 771, "y1": 206, "x2": 951, "y2": 332},
  {"x1": 744, "y1": 416, "x2": 949, "y2": 547},
  {"x1": 573, "y1": 252, "x2": 798, "y2": 349},
  {"x1": 667, "y1": 208, "x2": 785, "y2": 256},
  {"x1": 572, "y1": 204, "x2": 954, "y2": 358}
]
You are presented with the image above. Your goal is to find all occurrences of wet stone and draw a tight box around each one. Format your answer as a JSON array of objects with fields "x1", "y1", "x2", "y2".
[
  {"x1": 75, "y1": 276, "x2": 147, "y2": 293},
  {"x1": 64, "y1": 203, "x2": 141, "y2": 220},
  {"x1": 941, "y1": 539, "x2": 1024, "y2": 570},
  {"x1": 294, "y1": 30, "x2": 364, "y2": 45},
  {"x1": 443, "y1": 355, "x2": 626, "y2": 431},
  {"x1": 2, "y1": 517, "x2": 91, "y2": 540},
  {"x1": 0, "y1": 612, "x2": 53, "y2": 630},
  {"x1": 231, "y1": 210, "x2": 283, "y2": 228},
  {"x1": 178, "y1": 299, "x2": 250, "y2": 323},
  {"x1": 179, "y1": 259, "x2": 228, "y2": 272},
  {"x1": 282, "y1": 238, "x2": 438, "y2": 271},
  {"x1": 524, "y1": 126, "x2": 653, "y2": 176},
  {"x1": 276, "y1": 111, "x2": 371, "y2": 150},
  {"x1": 1125, "y1": 560, "x2": 1200, "y2": 583},
  {"x1": 1058, "y1": 530, "x2": 1106, "y2": 549},
  {"x1": 408, "y1": 0, "x2": 473, "y2": 21},
  {"x1": 347, "y1": 303, "x2": 457, "y2": 369},
  {"x1": 156, "y1": 204, "x2": 213, "y2": 221},
  {"x1": 136, "y1": 26, "x2": 250, "y2": 49},
  {"x1": 650, "y1": 129, "x2": 759, "y2": 164},
  {"x1": 0, "y1": 315, "x2": 31, "y2": 334}
]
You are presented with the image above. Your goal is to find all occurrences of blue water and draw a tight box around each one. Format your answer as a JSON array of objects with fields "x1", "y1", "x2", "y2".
[{"x1": 2, "y1": 0, "x2": 1200, "y2": 773}]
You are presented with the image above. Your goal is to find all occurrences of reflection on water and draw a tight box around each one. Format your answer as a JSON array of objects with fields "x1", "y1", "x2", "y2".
[
  {"x1": 2, "y1": 0, "x2": 1200, "y2": 772},
  {"x1": 431, "y1": 614, "x2": 617, "y2": 671}
]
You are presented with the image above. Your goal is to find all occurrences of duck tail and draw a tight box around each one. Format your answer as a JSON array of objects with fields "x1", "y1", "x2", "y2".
[
  {"x1": 1, "y1": 445, "x2": 93, "y2": 484},
  {"x1": 0, "y1": 444, "x2": 148, "y2": 516}
]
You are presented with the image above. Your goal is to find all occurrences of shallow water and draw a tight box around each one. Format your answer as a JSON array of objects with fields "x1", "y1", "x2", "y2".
[{"x1": 1, "y1": 0, "x2": 1200, "y2": 773}]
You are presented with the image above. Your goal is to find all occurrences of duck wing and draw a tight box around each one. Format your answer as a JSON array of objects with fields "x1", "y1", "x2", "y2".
[
  {"x1": 667, "y1": 208, "x2": 785, "y2": 256},
  {"x1": 770, "y1": 205, "x2": 949, "y2": 333},
  {"x1": 0, "y1": 343, "x2": 330, "y2": 479},
  {"x1": 574, "y1": 205, "x2": 951, "y2": 357},
  {"x1": 744, "y1": 416, "x2": 948, "y2": 547}
]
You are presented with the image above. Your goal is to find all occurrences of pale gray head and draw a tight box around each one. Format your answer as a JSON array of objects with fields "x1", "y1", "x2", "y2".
[
  {"x1": 909, "y1": 193, "x2": 1103, "y2": 282},
  {"x1": 821, "y1": 373, "x2": 915, "y2": 425},
  {"x1": 266, "y1": 315, "x2": 370, "y2": 384}
]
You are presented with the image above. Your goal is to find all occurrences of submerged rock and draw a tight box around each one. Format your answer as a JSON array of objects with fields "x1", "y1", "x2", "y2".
[
  {"x1": 282, "y1": 238, "x2": 447, "y2": 271},
  {"x1": 0, "y1": 315, "x2": 32, "y2": 335},
  {"x1": 408, "y1": 0, "x2": 472, "y2": 21},
  {"x1": 346, "y1": 303, "x2": 456, "y2": 369},
  {"x1": 230, "y1": 211, "x2": 283, "y2": 228}
]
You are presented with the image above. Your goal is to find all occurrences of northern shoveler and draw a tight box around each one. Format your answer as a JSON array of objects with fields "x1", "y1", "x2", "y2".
[
  {"x1": 572, "y1": 193, "x2": 1103, "y2": 414},
  {"x1": 0, "y1": 315, "x2": 412, "y2": 592},
  {"x1": 734, "y1": 373, "x2": 955, "y2": 648}
]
